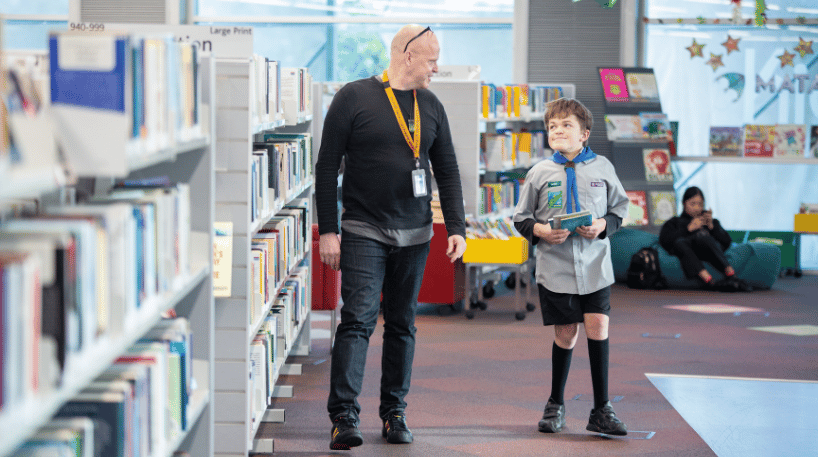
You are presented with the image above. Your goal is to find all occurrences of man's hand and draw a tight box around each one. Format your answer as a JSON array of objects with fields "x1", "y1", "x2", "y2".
[
  {"x1": 576, "y1": 218, "x2": 606, "y2": 240},
  {"x1": 319, "y1": 232, "x2": 341, "y2": 271},
  {"x1": 533, "y1": 222, "x2": 570, "y2": 245},
  {"x1": 446, "y1": 234, "x2": 467, "y2": 262}
]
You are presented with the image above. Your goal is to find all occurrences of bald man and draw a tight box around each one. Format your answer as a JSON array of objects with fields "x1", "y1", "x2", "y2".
[{"x1": 315, "y1": 24, "x2": 467, "y2": 450}]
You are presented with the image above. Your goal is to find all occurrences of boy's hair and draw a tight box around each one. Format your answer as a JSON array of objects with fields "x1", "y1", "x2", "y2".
[{"x1": 544, "y1": 98, "x2": 594, "y2": 145}]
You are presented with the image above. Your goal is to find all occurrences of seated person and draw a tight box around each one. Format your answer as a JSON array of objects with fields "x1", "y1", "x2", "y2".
[{"x1": 659, "y1": 186, "x2": 750, "y2": 291}]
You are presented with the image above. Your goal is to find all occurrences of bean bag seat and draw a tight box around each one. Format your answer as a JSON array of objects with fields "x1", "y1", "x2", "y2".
[{"x1": 609, "y1": 227, "x2": 781, "y2": 290}]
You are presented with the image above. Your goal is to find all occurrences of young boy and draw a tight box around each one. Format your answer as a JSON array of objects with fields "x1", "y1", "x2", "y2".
[{"x1": 512, "y1": 98, "x2": 630, "y2": 435}]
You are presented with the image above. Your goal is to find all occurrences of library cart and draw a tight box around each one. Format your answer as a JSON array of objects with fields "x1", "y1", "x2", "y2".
[{"x1": 463, "y1": 236, "x2": 537, "y2": 320}]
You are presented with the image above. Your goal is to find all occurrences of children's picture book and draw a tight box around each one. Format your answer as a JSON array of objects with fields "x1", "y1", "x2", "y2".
[
  {"x1": 643, "y1": 148, "x2": 673, "y2": 182},
  {"x1": 624, "y1": 190, "x2": 649, "y2": 226},
  {"x1": 548, "y1": 210, "x2": 593, "y2": 234},
  {"x1": 624, "y1": 71, "x2": 660, "y2": 103},
  {"x1": 773, "y1": 124, "x2": 806, "y2": 158},
  {"x1": 709, "y1": 127, "x2": 743, "y2": 156},
  {"x1": 599, "y1": 68, "x2": 629, "y2": 103},
  {"x1": 604, "y1": 114, "x2": 645, "y2": 141},
  {"x1": 639, "y1": 112, "x2": 670, "y2": 139},
  {"x1": 810, "y1": 126, "x2": 818, "y2": 158},
  {"x1": 743, "y1": 124, "x2": 775, "y2": 157},
  {"x1": 649, "y1": 191, "x2": 676, "y2": 226}
]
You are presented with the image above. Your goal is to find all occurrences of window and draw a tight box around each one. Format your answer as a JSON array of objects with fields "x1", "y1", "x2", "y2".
[{"x1": 644, "y1": 0, "x2": 818, "y2": 269}]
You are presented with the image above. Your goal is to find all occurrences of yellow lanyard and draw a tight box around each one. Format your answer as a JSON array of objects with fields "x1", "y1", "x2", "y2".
[{"x1": 382, "y1": 70, "x2": 421, "y2": 163}]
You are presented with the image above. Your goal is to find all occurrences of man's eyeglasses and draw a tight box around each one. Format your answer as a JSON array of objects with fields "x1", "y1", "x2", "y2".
[{"x1": 404, "y1": 26, "x2": 432, "y2": 53}]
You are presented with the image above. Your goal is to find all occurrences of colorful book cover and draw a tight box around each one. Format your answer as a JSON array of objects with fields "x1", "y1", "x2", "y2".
[
  {"x1": 709, "y1": 127, "x2": 743, "y2": 157},
  {"x1": 624, "y1": 190, "x2": 649, "y2": 226},
  {"x1": 639, "y1": 112, "x2": 670, "y2": 139},
  {"x1": 774, "y1": 124, "x2": 806, "y2": 158},
  {"x1": 649, "y1": 191, "x2": 676, "y2": 226},
  {"x1": 625, "y1": 71, "x2": 660, "y2": 103},
  {"x1": 604, "y1": 114, "x2": 645, "y2": 141},
  {"x1": 643, "y1": 148, "x2": 673, "y2": 182},
  {"x1": 549, "y1": 210, "x2": 592, "y2": 234},
  {"x1": 810, "y1": 125, "x2": 818, "y2": 158},
  {"x1": 743, "y1": 124, "x2": 775, "y2": 157},
  {"x1": 599, "y1": 68, "x2": 629, "y2": 102}
]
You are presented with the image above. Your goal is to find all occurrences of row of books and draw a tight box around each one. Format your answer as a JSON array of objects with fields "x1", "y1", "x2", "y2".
[
  {"x1": 624, "y1": 190, "x2": 677, "y2": 227},
  {"x1": 250, "y1": 58, "x2": 312, "y2": 126},
  {"x1": 11, "y1": 317, "x2": 194, "y2": 457},
  {"x1": 480, "y1": 84, "x2": 566, "y2": 119},
  {"x1": 465, "y1": 216, "x2": 517, "y2": 240},
  {"x1": 280, "y1": 67, "x2": 312, "y2": 124},
  {"x1": 709, "y1": 124, "x2": 818, "y2": 158},
  {"x1": 250, "y1": 197, "x2": 310, "y2": 325},
  {"x1": 481, "y1": 131, "x2": 549, "y2": 171},
  {"x1": 0, "y1": 181, "x2": 191, "y2": 412},
  {"x1": 49, "y1": 30, "x2": 204, "y2": 171},
  {"x1": 251, "y1": 265, "x2": 310, "y2": 426},
  {"x1": 604, "y1": 112, "x2": 671, "y2": 142},
  {"x1": 2, "y1": 51, "x2": 65, "y2": 193},
  {"x1": 478, "y1": 180, "x2": 520, "y2": 216},
  {"x1": 252, "y1": 133, "x2": 314, "y2": 223},
  {"x1": 599, "y1": 68, "x2": 661, "y2": 105},
  {"x1": 251, "y1": 54, "x2": 283, "y2": 126}
]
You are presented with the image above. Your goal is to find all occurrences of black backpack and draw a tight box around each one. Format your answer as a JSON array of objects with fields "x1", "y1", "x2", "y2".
[{"x1": 626, "y1": 246, "x2": 668, "y2": 290}]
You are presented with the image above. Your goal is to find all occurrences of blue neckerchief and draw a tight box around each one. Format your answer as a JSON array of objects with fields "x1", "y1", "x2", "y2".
[{"x1": 551, "y1": 147, "x2": 597, "y2": 213}]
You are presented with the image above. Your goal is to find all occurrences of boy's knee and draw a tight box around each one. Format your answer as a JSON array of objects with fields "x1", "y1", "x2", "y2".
[{"x1": 554, "y1": 323, "x2": 579, "y2": 348}]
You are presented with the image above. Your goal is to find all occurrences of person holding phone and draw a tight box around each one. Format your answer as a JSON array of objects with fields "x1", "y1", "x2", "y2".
[{"x1": 659, "y1": 186, "x2": 750, "y2": 291}]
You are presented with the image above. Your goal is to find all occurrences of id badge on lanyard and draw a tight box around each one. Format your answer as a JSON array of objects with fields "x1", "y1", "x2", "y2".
[
  {"x1": 412, "y1": 167, "x2": 427, "y2": 197},
  {"x1": 382, "y1": 70, "x2": 426, "y2": 198}
]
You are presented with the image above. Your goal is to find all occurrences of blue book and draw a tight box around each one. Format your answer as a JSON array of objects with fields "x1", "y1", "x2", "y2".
[
  {"x1": 549, "y1": 210, "x2": 593, "y2": 234},
  {"x1": 132, "y1": 38, "x2": 145, "y2": 137},
  {"x1": 55, "y1": 391, "x2": 128, "y2": 457},
  {"x1": 49, "y1": 31, "x2": 130, "y2": 113}
]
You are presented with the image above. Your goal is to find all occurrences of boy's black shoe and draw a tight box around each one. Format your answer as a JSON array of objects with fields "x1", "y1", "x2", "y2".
[
  {"x1": 330, "y1": 415, "x2": 363, "y2": 450},
  {"x1": 586, "y1": 401, "x2": 627, "y2": 436},
  {"x1": 382, "y1": 410, "x2": 413, "y2": 444},
  {"x1": 538, "y1": 398, "x2": 566, "y2": 433}
]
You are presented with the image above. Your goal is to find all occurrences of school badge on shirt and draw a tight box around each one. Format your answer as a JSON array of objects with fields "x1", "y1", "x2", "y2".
[{"x1": 548, "y1": 191, "x2": 563, "y2": 208}]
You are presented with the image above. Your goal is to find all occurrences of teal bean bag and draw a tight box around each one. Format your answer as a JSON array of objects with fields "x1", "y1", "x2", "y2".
[{"x1": 609, "y1": 227, "x2": 781, "y2": 290}]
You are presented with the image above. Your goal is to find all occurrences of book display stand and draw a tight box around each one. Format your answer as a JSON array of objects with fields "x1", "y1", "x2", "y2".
[{"x1": 598, "y1": 67, "x2": 676, "y2": 233}]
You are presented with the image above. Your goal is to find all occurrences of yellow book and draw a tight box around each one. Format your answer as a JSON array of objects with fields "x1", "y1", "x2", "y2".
[
  {"x1": 513, "y1": 86, "x2": 521, "y2": 117},
  {"x1": 481, "y1": 85, "x2": 490, "y2": 119}
]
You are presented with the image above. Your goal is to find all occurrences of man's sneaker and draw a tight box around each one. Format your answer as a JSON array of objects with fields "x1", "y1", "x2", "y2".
[
  {"x1": 382, "y1": 411, "x2": 413, "y2": 444},
  {"x1": 586, "y1": 401, "x2": 628, "y2": 436},
  {"x1": 538, "y1": 398, "x2": 566, "y2": 433},
  {"x1": 330, "y1": 415, "x2": 363, "y2": 450}
]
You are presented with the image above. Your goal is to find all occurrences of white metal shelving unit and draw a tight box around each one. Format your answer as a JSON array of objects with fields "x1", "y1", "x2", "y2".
[
  {"x1": 212, "y1": 55, "x2": 313, "y2": 457},
  {"x1": 0, "y1": 49, "x2": 217, "y2": 457}
]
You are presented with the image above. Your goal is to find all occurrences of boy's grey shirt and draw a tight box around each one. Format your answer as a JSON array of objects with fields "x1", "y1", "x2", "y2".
[{"x1": 513, "y1": 155, "x2": 628, "y2": 295}]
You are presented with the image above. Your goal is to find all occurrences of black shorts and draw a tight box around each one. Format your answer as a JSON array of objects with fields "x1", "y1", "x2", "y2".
[{"x1": 537, "y1": 285, "x2": 611, "y2": 326}]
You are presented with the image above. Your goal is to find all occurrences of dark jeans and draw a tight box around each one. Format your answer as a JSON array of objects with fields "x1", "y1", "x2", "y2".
[
  {"x1": 327, "y1": 230, "x2": 430, "y2": 422},
  {"x1": 671, "y1": 229, "x2": 731, "y2": 279}
]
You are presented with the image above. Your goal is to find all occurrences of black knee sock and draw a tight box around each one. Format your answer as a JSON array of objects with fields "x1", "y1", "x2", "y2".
[
  {"x1": 587, "y1": 338, "x2": 609, "y2": 410},
  {"x1": 550, "y1": 342, "x2": 573, "y2": 404}
]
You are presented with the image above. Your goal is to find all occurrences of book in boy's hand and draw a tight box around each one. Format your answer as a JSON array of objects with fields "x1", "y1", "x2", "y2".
[{"x1": 548, "y1": 210, "x2": 593, "y2": 234}]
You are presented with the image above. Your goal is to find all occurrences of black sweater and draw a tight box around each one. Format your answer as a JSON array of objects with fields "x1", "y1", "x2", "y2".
[
  {"x1": 315, "y1": 76, "x2": 466, "y2": 238},
  {"x1": 659, "y1": 213, "x2": 732, "y2": 254}
]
